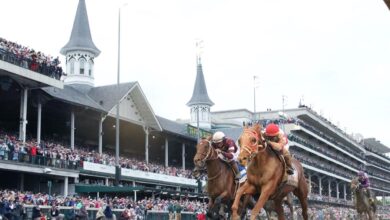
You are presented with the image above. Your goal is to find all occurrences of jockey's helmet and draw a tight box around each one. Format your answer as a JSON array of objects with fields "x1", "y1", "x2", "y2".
[
  {"x1": 265, "y1": 123, "x2": 280, "y2": 137},
  {"x1": 358, "y1": 171, "x2": 365, "y2": 177},
  {"x1": 212, "y1": 131, "x2": 225, "y2": 143}
]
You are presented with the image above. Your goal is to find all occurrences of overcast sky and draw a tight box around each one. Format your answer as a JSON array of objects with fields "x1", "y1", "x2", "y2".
[{"x1": 1, "y1": 0, "x2": 389, "y2": 147}]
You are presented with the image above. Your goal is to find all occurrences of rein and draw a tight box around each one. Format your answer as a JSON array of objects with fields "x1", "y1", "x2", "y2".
[
  {"x1": 241, "y1": 129, "x2": 267, "y2": 153},
  {"x1": 195, "y1": 140, "x2": 218, "y2": 166}
]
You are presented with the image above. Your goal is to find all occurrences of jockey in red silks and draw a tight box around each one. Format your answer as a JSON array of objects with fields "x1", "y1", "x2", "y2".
[
  {"x1": 357, "y1": 171, "x2": 373, "y2": 201},
  {"x1": 212, "y1": 131, "x2": 241, "y2": 180},
  {"x1": 264, "y1": 123, "x2": 294, "y2": 175}
]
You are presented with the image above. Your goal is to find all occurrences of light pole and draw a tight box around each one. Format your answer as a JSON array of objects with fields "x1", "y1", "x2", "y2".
[
  {"x1": 253, "y1": 76, "x2": 258, "y2": 121},
  {"x1": 115, "y1": 2, "x2": 128, "y2": 186}
]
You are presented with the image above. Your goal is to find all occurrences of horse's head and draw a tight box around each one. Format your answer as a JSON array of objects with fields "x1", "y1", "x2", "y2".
[
  {"x1": 351, "y1": 177, "x2": 360, "y2": 192},
  {"x1": 237, "y1": 124, "x2": 265, "y2": 166},
  {"x1": 193, "y1": 136, "x2": 215, "y2": 170}
]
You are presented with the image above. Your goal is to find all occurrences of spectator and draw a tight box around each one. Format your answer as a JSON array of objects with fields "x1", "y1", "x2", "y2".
[
  {"x1": 32, "y1": 205, "x2": 42, "y2": 220},
  {"x1": 104, "y1": 203, "x2": 114, "y2": 220},
  {"x1": 96, "y1": 207, "x2": 105, "y2": 220},
  {"x1": 50, "y1": 205, "x2": 60, "y2": 220},
  {"x1": 76, "y1": 205, "x2": 88, "y2": 220}
]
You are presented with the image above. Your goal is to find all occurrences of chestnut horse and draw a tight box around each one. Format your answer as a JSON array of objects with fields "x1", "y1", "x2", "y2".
[
  {"x1": 231, "y1": 124, "x2": 309, "y2": 220},
  {"x1": 351, "y1": 177, "x2": 376, "y2": 220},
  {"x1": 193, "y1": 137, "x2": 249, "y2": 219}
]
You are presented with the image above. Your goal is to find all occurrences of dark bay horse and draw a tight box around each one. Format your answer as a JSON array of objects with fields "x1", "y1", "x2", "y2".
[
  {"x1": 351, "y1": 178, "x2": 376, "y2": 220},
  {"x1": 231, "y1": 124, "x2": 309, "y2": 220},
  {"x1": 193, "y1": 137, "x2": 248, "y2": 219}
]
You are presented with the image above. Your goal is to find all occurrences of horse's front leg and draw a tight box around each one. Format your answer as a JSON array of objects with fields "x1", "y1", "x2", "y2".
[
  {"x1": 250, "y1": 183, "x2": 275, "y2": 220},
  {"x1": 232, "y1": 182, "x2": 255, "y2": 220},
  {"x1": 206, "y1": 198, "x2": 215, "y2": 218}
]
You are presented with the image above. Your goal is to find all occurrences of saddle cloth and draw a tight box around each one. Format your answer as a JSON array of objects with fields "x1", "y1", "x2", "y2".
[{"x1": 284, "y1": 163, "x2": 299, "y2": 188}]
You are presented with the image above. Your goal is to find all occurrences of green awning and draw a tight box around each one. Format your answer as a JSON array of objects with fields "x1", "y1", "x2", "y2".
[{"x1": 75, "y1": 184, "x2": 144, "y2": 193}]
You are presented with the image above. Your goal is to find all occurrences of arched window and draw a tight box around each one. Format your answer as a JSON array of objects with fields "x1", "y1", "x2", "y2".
[
  {"x1": 69, "y1": 58, "x2": 75, "y2": 75},
  {"x1": 89, "y1": 60, "x2": 93, "y2": 76},
  {"x1": 79, "y1": 58, "x2": 86, "y2": 75}
]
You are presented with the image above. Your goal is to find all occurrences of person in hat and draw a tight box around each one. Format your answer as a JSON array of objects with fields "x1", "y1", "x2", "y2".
[
  {"x1": 357, "y1": 171, "x2": 374, "y2": 203},
  {"x1": 264, "y1": 123, "x2": 294, "y2": 175},
  {"x1": 211, "y1": 131, "x2": 240, "y2": 180},
  {"x1": 50, "y1": 204, "x2": 60, "y2": 220}
]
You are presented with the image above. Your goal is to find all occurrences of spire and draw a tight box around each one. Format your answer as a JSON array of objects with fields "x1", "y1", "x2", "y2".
[
  {"x1": 60, "y1": 0, "x2": 100, "y2": 56},
  {"x1": 187, "y1": 60, "x2": 214, "y2": 106}
]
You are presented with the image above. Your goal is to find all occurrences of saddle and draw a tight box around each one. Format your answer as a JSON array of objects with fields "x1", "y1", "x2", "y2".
[{"x1": 268, "y1": 147, "x2": 289, "y2": 181}]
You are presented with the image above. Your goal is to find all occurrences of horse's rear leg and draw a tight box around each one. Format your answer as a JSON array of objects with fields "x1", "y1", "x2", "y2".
[{"x1": 293, "y1": 188, "x2": 308, "y2": 220}]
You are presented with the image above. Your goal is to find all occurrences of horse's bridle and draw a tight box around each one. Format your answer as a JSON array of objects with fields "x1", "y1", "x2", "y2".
[
  {"x1": 194, "y1": 139, "x2": 218, "y2": 169},
  {"x1": 240, "y1": 129, "x2": 267, "y2": 154}
]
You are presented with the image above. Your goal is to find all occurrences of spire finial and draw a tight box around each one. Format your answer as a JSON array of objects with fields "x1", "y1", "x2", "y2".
[{"x1": 196, "y1": 39, "x2": 204, "y2": 65}]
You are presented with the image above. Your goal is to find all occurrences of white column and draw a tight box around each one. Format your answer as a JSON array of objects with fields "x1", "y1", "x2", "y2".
[
  {"x1": 70, "y1": 111, "x2": 75, "y2": 150},
  {"x1": 133, "y1": 181, "x2": 137, "y2": 202},
  {"x1": 344, "y1": 183, "x2": 347, "y2": 200},
  {"x1": 19, "y1": 91, "x2": 24, "y2": 141},
  {"x1": 144, "y1": 127, "x2": 149, "y2": 164},
  {"x1": 165, "y1": 138, "x2": 168, "y2": 167},
  {"x1": 99, "y1": 116, "x2": 103, "y2": 154},
  {"x1": 105, "y1": 178, "x2": 109, "y2": 186},
  {"x1": 37, "y1": 101, "x2": 42, "y2": 145},
  {"x1": 22, "y1": 88, "x2": 28, "y2": 145},
  {"x1": 328, "y1": 179, "x2": 331, "y2": 198},
  {"x1": 336, "y1": 182, "x2": 340, "y2": 199},
  {"x1": 319, "y1": 177, "x2": 322, "y2": 196},
  {"x1": 182, "y1": 143, "x2": 186, "y2": 170},
  {"x1": 64, "y1": 177, "x2": 69, "y2": 196}
]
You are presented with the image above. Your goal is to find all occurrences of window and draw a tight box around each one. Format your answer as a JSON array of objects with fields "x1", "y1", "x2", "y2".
[
  {"x1": 70, "y1": 59, "x2": 75, "y2": 74},
  {"x1": 89, "y1": 60, "x2": 93, "y2": 76},
  {"x1": 79, "y1": 58, "x2": 86, "y2": 75}
]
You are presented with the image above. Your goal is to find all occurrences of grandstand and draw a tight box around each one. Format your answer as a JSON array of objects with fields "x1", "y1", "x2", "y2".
[{"x1": 1, "y1": 0, "x2": 389, "y2": 219}]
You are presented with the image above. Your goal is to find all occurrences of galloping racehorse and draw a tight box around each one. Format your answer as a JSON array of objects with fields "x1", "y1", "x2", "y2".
[
  {"x1": 193, "y1": 136, "x2": 248, "y2": 219},
  {"x1": 231, "y1": 124, "x2": 309, "y2": 220},
  {"x1": 351, "y1": 177, "x2": 376, "y2": 220}
]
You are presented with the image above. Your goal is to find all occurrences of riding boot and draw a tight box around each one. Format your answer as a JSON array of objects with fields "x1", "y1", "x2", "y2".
[
  {"x1": 230, "y1": 161, "x2": 241, "y2": 180},
  {"x1": 367, "y1": 189, "x2": 374, "y2": 204},
  {"x1": 283, "y1": 151, "x2": 295, "y2": 175}
]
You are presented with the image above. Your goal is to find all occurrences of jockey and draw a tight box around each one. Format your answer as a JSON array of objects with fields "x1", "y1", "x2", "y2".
[
  {"x1": 357, "y1": 171, "x2": 373, "y2": 201},
  {"x1": 264, "y1": 123, "x2": 294, "y2": 175},
  {"x1": 212, "y1": 131, "x2": 241, "y2": 180}
]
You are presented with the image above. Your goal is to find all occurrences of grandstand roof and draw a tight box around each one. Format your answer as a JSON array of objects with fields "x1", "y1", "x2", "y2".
[
  {"x1": 42, "y1": 81, "x2": 163, "y2": 131},
  {"x1": 88, "y1": 82, "x2": 136, "y2": 112},
  {"x1": 60, "y1": 0, "x2": 100, "y2": 56},
  {"x1": 156, "y1": 116, "x2": 195, "y2": 140},
  {"x1": 42, "y1": 85, "x2": 104, "y2": 112}
]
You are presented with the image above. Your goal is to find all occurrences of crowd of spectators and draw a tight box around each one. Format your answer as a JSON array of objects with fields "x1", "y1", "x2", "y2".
[
  {"x1": 0, "y1": 37, "x2": 63, "y2": 80},
  {"x1": 289, "y1": 133, "x2": 361, "y2": 170},
  {"x1": 2, "y1": 189, "x2": 389, "y2": 220},
  {"x1": 294, "y1": 120, "x2": 364, "y2": 160},
  {"x1": 293, "y1": 149, "x2": 355, "y2": 180},
  {"x1": 0, "y1": 131, "x2": 194, "y2": 180},
  {"x1": 0, "y1": 189, "x2": 207, "y2": 220}
]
